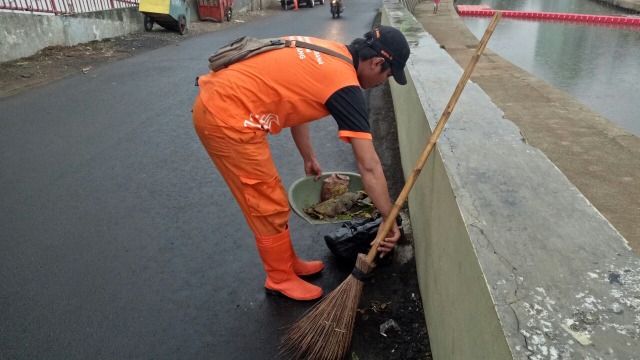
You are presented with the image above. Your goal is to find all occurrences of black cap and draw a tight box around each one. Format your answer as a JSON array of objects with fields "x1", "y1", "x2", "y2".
[{"x1": 364, "y1": 25, "x2": 410, "y2": 85}]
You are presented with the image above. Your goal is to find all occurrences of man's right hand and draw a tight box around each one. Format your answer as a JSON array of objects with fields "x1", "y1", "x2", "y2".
[
  {"x1": 372, "y1": 221, "x2": 400, "y2": 258},
  {"x1": 304, "y1": 157, "x2": 322, "y2": 180}
]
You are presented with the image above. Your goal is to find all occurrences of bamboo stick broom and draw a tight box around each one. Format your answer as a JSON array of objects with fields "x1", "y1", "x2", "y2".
[{"x1": 280, "y1": 12, "x2": 502, "y2": 360}]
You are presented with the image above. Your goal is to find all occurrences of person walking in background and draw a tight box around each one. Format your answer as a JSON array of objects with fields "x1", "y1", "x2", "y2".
[
  {"x1": 192, "y1": 26, "x2": 410, "y2": 301},
  {"x1": 434, "y1": 0, "x2": 440, "y2": 13}
]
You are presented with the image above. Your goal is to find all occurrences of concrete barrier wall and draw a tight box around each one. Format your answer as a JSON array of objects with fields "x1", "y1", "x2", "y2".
[
  {"x1": 0, "y1": 8, "x2": 144, "y2": 63},
  {"x1": 0, "y1": 0, "x2": 264, "y2": 63},
  {"x1": 381, "y1": 1, "x2": 640, "y2": 359}
]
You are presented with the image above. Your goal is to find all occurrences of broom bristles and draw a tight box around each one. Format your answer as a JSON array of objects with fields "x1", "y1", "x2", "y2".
[{"x1": 279, "y1": 254, "x2": 376, "y2": 360}]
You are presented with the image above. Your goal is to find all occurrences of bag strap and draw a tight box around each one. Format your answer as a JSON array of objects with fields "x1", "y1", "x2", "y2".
[
  {"x1": 196, "y1": 38, "x2": 353, "y2": 86},
  {"x1": 279, "y1": 39, "x2": 353, "y2": 65}
]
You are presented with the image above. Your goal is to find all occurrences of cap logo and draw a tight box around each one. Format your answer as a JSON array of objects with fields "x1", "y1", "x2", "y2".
[{"x1": 367, "y1": 26, "x2": 404, "y2": 67}]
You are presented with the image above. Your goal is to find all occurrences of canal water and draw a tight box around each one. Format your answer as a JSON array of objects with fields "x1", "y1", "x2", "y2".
[{"x1": 457, "y1": 0, "x2": 640, "y2": 137}]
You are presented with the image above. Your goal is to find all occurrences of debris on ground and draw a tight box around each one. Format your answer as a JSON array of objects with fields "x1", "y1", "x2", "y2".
[
  {"x1": 380, "y1": 319, "x2": 402, "y2": 337},
  {"x1": 349, "y1": 260, "x2": 432, "y2": 359}
]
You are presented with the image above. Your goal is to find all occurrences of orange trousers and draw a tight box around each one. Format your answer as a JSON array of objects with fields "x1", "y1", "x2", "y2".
[{"x1": 192, "y1": 94, "x2": 290, "y2": 237}]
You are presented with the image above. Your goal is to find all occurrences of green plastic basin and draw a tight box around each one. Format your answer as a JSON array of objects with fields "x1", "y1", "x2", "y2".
[{"x1": 288, "y1": 171, "x2": 364, "y2": 225}]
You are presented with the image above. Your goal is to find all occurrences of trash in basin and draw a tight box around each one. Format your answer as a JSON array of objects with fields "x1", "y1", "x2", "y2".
[{"x1": 288, "y1": 171, "x2": 364, "y2": 225}]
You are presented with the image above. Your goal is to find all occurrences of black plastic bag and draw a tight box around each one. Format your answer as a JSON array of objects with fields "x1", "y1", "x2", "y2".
[{"x1": 324, "y1": 216, "x2": 402, "y2": 267}]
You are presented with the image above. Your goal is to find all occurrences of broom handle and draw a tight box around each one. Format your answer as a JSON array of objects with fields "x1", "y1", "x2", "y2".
[{"x1": 365, "y1": 12, "x2": 502, "y2": 264}]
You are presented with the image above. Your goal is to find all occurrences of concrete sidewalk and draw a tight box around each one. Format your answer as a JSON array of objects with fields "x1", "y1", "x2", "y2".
[
  {"x1": 608, "y1": 0, "x2": 640, "y2": 12},
  {"x1": 413, "y1": 0, "x2": 640, "y2": 252}
]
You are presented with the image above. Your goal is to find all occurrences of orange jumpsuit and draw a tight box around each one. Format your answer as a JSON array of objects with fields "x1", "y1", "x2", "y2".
[{"x1": 193, "y1": 36, "x2": 365, "y2": 238}]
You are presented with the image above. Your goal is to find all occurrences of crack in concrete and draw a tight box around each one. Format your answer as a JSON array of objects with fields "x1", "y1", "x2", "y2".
[
  {"x1": 469, "y1": 223, "x2": 518, "y2": 273},
  {"x1": 503, "y1": 302, "x2": 536, "y2": 360}
]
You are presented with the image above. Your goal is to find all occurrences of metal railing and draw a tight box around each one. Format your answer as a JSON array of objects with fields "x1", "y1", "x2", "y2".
[
  {"x1": 400, "y1": 0, "x2": 421, "y2": 13},
  {"x1": 0, "y1": 0, "x2": 139, "y2": 15}
]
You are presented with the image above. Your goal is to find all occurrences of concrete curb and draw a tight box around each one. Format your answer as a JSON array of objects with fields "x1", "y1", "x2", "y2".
[
  {"x1": 382, "y1": 1, "x2": 640, "y2": 358},
  {"x1": 0, "y1": 8, "x2": 145, "y2": 63}
]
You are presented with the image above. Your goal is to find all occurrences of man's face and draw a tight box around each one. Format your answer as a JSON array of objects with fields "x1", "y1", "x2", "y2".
[{"x1": 358, "y1": 57, "x2": 393, "y2": 89}]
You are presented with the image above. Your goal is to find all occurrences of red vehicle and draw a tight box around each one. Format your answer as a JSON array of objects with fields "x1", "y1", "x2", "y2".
[{"x1": 198, "y1": 0, "x2": 233, "y2": 22}]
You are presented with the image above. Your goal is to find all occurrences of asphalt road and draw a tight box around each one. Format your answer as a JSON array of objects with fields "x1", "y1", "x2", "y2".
[{"x1": 0, "y1": 1, "x2": 426, "y2": 359}]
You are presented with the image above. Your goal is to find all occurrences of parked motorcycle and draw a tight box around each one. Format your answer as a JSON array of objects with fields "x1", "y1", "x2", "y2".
[{"x1": 330, "y1": 0, "x2": 343, "y2": 18}]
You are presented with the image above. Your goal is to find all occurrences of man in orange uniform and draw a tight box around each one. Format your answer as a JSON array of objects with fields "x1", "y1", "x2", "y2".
[{"x1": 193, "y1": 26, "x2": 410, "y2": 301}]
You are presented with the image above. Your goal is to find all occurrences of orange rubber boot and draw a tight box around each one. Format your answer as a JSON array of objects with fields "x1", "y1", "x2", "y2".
[
  {"x1": 256, "y1": 231, "x2": 322, "y2": 301},
  {"x1": 292, "y1": 255, "x2": 324, "y2": 276},
  {"x1": 281, "y1": 228, "x2": 324, "y2": 276}
]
